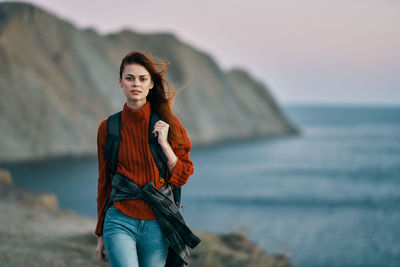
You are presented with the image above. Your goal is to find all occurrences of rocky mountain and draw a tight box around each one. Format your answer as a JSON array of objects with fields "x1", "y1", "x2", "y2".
[{"x1": 0, "y1": 2, "x2": 299, "y2": 161}]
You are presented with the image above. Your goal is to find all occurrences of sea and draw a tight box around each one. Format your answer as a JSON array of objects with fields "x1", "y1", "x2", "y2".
[{"x1": 1, "y1": 104, "x2": 399, "y2": 267}]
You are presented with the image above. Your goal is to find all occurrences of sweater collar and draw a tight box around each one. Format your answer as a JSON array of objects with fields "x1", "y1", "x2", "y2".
[{"x1": 122, "y1": 101, "x2": 151, "y2": 122}]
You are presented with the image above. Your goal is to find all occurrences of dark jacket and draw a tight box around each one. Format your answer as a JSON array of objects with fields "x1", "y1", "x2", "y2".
[{"x1": 103, "y1": 173, "x2": 201, "y2": 266}]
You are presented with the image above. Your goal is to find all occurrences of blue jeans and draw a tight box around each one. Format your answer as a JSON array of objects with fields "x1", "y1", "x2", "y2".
[{"x1": 103, "y1": 205, "x2": 169, "y2": 267}]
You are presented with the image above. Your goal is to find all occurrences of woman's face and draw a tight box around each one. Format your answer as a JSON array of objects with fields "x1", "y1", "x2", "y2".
[{"x1": 118, "y1": 63, "x2": 154, "y2": 107}]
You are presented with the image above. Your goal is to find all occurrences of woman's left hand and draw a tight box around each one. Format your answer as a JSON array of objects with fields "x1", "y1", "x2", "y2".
[{"x1": 152, "y1": 120, "x2": 169, "y2": 147}]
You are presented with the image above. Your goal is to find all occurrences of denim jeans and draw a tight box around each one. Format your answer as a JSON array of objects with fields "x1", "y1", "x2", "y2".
[{"x1": 103, "y1": 205, "x2": 169, "y2": 267}]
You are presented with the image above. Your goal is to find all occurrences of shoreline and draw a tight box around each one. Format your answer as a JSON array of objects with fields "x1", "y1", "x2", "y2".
[{"x1": 0, "y1": 130, "x2": 300, "y2": 164}]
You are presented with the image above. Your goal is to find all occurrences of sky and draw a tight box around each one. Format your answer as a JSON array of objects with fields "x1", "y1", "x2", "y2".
[{"x1": 2, "y1": 0, "x2": 400, "y2": 106}]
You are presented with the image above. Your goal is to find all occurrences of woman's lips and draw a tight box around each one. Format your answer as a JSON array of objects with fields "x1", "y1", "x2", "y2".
[{"x1": 130, "y1": 90, "x2": 141, "y2": 94}]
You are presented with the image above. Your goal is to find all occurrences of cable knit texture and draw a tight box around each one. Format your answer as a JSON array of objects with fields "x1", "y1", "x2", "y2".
[{"x1": 94, "y1": 101, "x2": 194, "y2": 236}]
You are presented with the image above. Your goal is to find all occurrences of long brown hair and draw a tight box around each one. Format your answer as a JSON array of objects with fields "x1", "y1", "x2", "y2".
[{"x1": 119, "y1": 51, "x2": 187, "y2": 146}]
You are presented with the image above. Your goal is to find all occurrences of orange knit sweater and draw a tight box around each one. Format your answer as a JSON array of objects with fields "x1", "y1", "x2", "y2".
[{"x1": 94, "y1": 101, "x2": 194, "y2": 237}]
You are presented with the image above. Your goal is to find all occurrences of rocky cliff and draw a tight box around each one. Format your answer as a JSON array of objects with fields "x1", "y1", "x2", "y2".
[{"x1": 0, "y1": 2, "x2": 299, "y2": 161}]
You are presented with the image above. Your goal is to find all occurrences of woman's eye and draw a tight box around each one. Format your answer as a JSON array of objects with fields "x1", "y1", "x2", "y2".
[{"x1": 125, "y1": 77, "x2": 146, "y2": 81}]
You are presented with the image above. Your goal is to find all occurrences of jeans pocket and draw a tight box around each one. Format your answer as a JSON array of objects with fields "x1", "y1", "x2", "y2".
[
  {"x1": 107, "y1": 205, "x2": 121, "y2": 213},
  {"x1": 105, "y1": 205, "x2": 119, "y2": 219},
  {"x1": 104, "y1": 206, "x2": 120, "y2": 226}
]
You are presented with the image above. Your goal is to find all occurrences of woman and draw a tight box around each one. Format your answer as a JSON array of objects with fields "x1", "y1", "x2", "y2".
[{"x1": 94, "y1": 51, "x2": 195, "y2": 266}]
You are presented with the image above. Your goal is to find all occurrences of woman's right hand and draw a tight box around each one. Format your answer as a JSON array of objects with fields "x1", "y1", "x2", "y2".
[{"x1": 96, "y1": 235, "x2": 108, "y2": 262}]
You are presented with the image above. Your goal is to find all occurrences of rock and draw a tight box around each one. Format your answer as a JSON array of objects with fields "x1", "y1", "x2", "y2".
[
  {"x1": 189, "y1": 232, "x2": 292, "y2": 267},
  {"x1": 0, "y1": 169, "x2": 12, "y2": 184},
  {"x1": 0, "y1": 180, "x2": 58, "y2": 210}
]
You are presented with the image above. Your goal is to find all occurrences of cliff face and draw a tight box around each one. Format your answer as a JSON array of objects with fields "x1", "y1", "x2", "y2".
[{"x1": 0, "y1": 2, "x2": 299, "y2": 161}]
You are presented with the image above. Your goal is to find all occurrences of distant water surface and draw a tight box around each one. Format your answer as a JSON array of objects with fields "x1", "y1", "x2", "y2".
[{"x1": 1, "y1": 104, "x2": 400, "y2": 267}]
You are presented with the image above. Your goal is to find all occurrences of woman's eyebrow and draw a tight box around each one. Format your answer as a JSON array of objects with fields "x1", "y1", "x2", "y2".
[{"x1": 126, "y1": 74, "x2": 148, "y2": 77}]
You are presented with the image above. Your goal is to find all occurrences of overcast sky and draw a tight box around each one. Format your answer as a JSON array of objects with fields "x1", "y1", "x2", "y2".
[{"x1": 3, "y1": 0, "x2": 400, "y2": 106}]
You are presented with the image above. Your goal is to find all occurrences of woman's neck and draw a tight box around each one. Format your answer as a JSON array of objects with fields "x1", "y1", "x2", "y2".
[{"x1": 126, "y1": 99, "x2": 147, "y2": 111}]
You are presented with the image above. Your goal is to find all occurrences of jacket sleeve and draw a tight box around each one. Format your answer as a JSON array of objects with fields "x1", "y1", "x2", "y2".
[
  {"x1": 94, "y1": 119, "x2": 112, "y2": 237},
  {"x1": 166, "y1": 115, "x2": 194, "y2": 187}
]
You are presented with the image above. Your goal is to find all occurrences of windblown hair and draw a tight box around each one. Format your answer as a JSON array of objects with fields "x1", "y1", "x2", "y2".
[{"x1": 119, "y1": 51, "x2": 187, "y2": 146}]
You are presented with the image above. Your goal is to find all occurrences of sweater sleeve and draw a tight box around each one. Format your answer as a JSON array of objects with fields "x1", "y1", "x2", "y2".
[
  {"x1": 94, "y1": 119, "x2": 112, "y2": 237},
  {"x1": 166, "y1": 115, "x2": 194, "y2": 187}
]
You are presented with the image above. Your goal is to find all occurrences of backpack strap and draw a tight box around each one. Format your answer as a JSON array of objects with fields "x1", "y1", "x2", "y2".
[
  {"x1": 148, "y1": 111, "x2": 168, "y2": 178},
  {"x1": 149, "y1": 111, "x2": 182, "y2": 208},
  {"x1": 104, "y1": 111, "x2": 122, "y2": 175}
]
